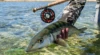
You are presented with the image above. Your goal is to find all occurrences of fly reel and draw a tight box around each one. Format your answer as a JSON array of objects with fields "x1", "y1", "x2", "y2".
[{"x1": 41, "y1": 8, "x2": 55, "y2": 23}]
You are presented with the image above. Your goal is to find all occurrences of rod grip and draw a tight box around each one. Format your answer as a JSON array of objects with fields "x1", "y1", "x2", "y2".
[{"x1": 33, "y1": 6, "x2": 48, "y2": 12}]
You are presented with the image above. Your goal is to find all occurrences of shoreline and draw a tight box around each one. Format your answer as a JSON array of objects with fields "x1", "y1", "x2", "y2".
[
  {"x1": 0, "y1": 0, "x2": 97, "y2": 2},
  {"x1": 87, "y1": 0, "x2": 96, "y2": 2}
]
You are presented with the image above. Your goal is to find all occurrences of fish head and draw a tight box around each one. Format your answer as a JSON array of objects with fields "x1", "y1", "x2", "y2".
[{"x1": 25, "y1": 29, "x2": 54, "y2": 52}]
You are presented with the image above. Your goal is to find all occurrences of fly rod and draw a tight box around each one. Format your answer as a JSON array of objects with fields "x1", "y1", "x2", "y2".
[{"x1": 33, "y1": 0, "x2": 67, "y2": 12}]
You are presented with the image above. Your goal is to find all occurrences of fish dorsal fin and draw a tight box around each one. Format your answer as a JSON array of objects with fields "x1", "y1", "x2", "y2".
[
  {"x1": 79, "y1": 27, "x2": 87, "y2": 33},
  {"x1": 54, "y1": 38, "x2": 67, "y2": 47}
]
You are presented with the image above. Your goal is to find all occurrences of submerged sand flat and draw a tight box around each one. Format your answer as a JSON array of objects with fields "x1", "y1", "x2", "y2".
[{"x1": 0, "y1": 2, "x2": 100, "y2": 55}]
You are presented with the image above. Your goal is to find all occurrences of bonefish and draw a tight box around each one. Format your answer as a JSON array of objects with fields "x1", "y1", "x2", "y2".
[{"x1": 26, "y1": 21, "x2": 87, "y2": 52}]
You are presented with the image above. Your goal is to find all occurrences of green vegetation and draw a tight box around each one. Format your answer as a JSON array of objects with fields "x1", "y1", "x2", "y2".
[{"x1": 0, "y1": 32, "x2": 100, "y2": 55}]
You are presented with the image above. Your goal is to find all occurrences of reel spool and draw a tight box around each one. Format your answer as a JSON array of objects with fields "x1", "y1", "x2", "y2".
[{"x1": 41, "y1": 8, "x2": 55, "y2": 23}]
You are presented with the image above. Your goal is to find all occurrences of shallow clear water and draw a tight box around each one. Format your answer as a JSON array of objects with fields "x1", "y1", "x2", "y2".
[
  {"x1": 0, "y1": 2, "x2": 97, "y2": 38},
  {"x1": 0, "y1": 2, "x2": 98, "y2": 55}
]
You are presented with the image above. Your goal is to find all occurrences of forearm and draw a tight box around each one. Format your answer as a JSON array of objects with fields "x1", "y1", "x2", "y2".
[{"x1": 48, "y1": 0, "x2": 69, "y2": 7}]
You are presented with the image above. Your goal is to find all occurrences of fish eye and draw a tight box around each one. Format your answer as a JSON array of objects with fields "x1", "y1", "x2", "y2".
[{"x1": 37, "y1": 38, "x2": 43, "y2": 43}]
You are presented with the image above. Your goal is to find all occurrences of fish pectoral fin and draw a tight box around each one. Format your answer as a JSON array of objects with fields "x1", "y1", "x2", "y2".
[
  {"x1": 54, "y1": 38, "x2": 67, "y2": 47},
  {"x1": 79, "y1": 27, "x2": 87, "y2": 33}
]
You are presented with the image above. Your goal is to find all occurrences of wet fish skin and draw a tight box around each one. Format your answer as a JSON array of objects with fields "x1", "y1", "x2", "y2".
[{"x1": 26, "y1": 21, "x2": 86, "y2": 52}]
